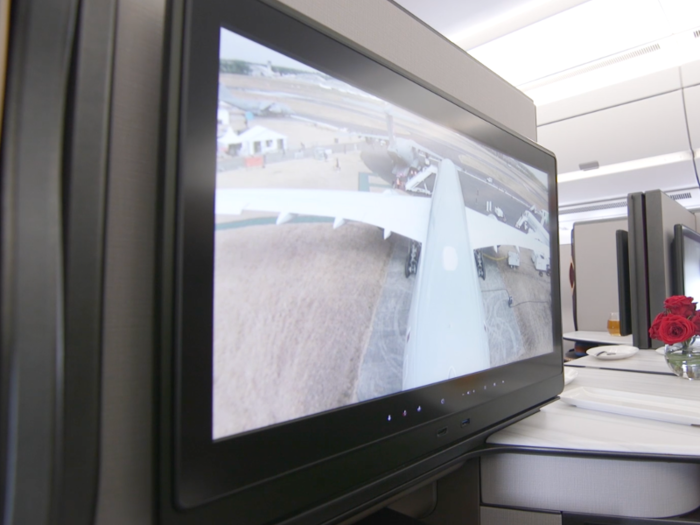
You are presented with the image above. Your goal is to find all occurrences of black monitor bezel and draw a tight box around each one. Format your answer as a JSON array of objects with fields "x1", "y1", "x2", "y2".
[{"x1": 160, "y1": 0, "x2": 563, "y2": 521}]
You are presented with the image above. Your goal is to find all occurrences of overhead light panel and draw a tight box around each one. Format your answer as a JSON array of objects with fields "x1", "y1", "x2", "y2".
[
  {"x1": 447, "y1": 0, "x2": 590, "y2": 50},
  {"x1": 468, "y1": 0, "x2": 672, "y2": 87},
  {"x1": 526, "y1": 29, "x2": 700, "y2": 104}
]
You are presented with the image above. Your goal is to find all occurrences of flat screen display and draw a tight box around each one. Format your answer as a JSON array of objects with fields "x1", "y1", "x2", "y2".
[
  {"x1": 674, "y1": 224, "x2": 700, "y2": 299},
  {"x1": 213, "y1": 27, "x2": 554, "y2": 441},
  {"x1": 682, "y1": 238, "x2": 700, "y2": 299},
  {"x1": 166, "y1": 1, "x2": 561, "y2": 516}
]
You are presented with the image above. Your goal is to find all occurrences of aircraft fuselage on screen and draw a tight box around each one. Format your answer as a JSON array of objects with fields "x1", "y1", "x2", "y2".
[{"x1": 216, "y1": 159, "x2": 549, "y2": 390}]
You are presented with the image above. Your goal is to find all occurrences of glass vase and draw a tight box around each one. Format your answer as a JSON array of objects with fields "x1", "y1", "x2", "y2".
[{"x1": 663, "y1": 337, "x2": 700, "y2": 379}]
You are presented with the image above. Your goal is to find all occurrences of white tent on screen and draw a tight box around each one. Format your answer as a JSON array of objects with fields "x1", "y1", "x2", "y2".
[{"x1": 218, "y1": 125, "x2": 287, "y2": 156}]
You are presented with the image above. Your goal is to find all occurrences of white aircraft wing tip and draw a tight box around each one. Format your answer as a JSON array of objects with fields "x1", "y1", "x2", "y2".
[{"x1": 276, "y1": 211, "x2": 296, "y2": 225}]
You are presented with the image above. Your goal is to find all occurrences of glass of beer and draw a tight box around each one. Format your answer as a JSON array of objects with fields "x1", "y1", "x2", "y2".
[{"x1": 607, "y1": 312, "x2": 621, "y2": 336}]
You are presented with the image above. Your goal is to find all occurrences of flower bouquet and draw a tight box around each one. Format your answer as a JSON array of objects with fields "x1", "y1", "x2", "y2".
[{"x1": 649, "y1": 295, "x2": 700, "y2": 379}]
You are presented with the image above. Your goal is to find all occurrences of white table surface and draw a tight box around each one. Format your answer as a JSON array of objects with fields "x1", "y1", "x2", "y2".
[
  {"x1": 565, "y1": 348, "x2": 673, "y2": 375},
  {"x1": 487, "y1": 367, "x2": 700, "y2": 456},
  {"x1": 563, "y1": 330, "x2": 633, "y2": 345}
]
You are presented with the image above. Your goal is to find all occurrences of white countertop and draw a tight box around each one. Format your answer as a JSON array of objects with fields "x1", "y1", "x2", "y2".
[
  {"x1": 487, "y1": 367, "x2": 700, "y2": 456},
  {"x1": 563, "y1": 330, "x2": 633, "y2": 345},
  {"x1": 565, "y1": 349, "x2": 672, "y2": 375}
]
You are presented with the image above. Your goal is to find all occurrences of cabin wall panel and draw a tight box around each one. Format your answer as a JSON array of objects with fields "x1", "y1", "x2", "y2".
[
  {"x1": 572, "y1": 218, "x2": 627, "y2": 332},
  {"x1": 94, "y1": 0, "x2": 165, "y2": 523},
  {"x1": 557, "y1": 160, "x2": 698, "y2": 207},
  {"x1": 682, "y1": 84, "x2": 700, "y2": 150},
  {"x1": 537, "y1": 68, "x2": 682, "y2": 125},
  {"x1": 681, "y1": 59, "x2": 700, "y2": 87},
  {"x1": 538, "y1": 90, "x2": 689, "y2": 174},
  {"x1": 538, "y1": 59, "x2": 700, "y2": 127}
]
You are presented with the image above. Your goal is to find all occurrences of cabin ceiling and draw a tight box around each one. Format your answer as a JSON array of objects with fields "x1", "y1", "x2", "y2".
[{"x1": 395, "y1": 0, "x2": 700, "y2": 239}]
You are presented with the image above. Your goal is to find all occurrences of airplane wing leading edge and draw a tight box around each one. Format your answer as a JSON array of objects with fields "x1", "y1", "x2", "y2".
[{"x1": 216, "y1": 188, "x2": 431, "y2": 244}]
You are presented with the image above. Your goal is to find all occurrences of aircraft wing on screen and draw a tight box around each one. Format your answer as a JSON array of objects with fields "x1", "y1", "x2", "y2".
[
  {"x1": 217, "y1": 188, "x2": 548, "y2": 255},
  {"x1": 361, "y1": 132, "x2": 443, "y2": 164},
  {"x1": 465, "y1": 207, "x2": 549, "y2": 255},
  {"x1": 216, "y1": 188, "x2": 432, "y2": 244}
]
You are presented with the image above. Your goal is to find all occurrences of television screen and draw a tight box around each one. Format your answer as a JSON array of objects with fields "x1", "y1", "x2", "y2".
[
  {"x1": 213, "y1": 28, "x2": 554, "y2": 441},
  {"x1": 673, "y1": 224, "x2": 700, "y2": 299},
  {"x1": 162, "y1": 1, "x2": 562, "y2": 522},
  {"x1": 616, "y1": 230, "x2": 632, "y2": 336}
]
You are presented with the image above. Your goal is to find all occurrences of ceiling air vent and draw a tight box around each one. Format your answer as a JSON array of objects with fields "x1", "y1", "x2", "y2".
[
  {"x1": 579, "y1": 161, "x2": 599, "y2": 171},
  {"x1": 670, "y1": 192, "x2": 692, "y2": 201},
  {"x1": 694, "y1": 29, "x2": 700, "y2": 39}
]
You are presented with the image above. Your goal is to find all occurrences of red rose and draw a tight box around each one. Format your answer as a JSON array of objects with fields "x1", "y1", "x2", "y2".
[
  {"x1": 692, "y1": 312, "x2": 700, "y2": 336},
  {"x1": 648, "y1": 312, "x2": 665, "y2": 340},
  {"x1": 663, "y1": 295, "x2": 697, "y2": 318},
  {"x1": 657, "y1": 314, "x2": 695, "y2": 345}
]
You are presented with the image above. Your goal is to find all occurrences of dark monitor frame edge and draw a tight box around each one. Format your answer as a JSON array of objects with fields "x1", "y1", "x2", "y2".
[
  {"x1": 615, "y1": 230, "x2": 632, "y2": 337},
  {"x1": 158, "y1": 0, "x2": 563, "y2": 523},
  {"x1": 627, "y1": 192, "x2": 651, "y2": 349},
  {"x1": 673, "y1": 224, "x2": 684, "y2": 296},
  {"x1": 157, "y1": 381, "x2": 559, "y2": 525}
]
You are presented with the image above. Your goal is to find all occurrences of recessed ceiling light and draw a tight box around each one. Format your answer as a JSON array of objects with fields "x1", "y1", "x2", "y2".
[
  {"x1": 468, "y1": 0, "x2": 672, "y2": 87},
  {"x1": 447, "y1": 0, "x2": 590, "y2": 50},
  {"x1": 525, "y1": 30, "x2": 700, "y2": 105}
]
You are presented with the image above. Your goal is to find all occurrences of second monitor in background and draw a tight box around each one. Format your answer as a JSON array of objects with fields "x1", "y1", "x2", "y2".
[
  {"x1": 616, "y1": 230, "x2": 632, "y2": 337},
  {"x1": 672, "y1": 224, "x2": 700, "y2": 299}
]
